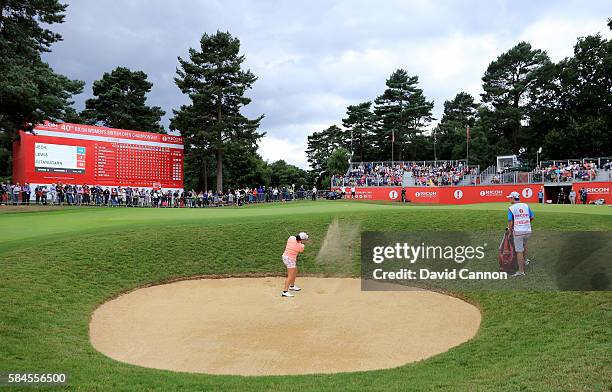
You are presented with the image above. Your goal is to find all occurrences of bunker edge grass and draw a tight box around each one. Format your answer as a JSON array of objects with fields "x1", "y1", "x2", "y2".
[{"x1": 0, "y1": 201, "x2": 611, "y2": 391}]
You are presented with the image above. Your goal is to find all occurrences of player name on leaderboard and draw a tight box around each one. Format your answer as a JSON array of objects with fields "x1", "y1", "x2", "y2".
[
  {"x1": 12, "y1": 122, "x2": 184, "y2": 189},
  {"x1": 94, "y1": 144, "x2": 117, "y2": 179}
]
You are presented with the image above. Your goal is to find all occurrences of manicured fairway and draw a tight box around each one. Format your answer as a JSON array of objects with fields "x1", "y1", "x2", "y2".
[{"x1": 1, "y1": 201, "x2": 611, "y2": 391}]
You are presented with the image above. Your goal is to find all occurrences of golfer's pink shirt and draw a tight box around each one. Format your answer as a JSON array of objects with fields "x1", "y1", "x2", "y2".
[{"x1": 283, "y1": 236, "x2": 304, "y2": 261}]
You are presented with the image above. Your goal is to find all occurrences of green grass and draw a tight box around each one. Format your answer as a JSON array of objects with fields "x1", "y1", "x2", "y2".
[{"x1": 1, "y1": 201, "x2": 611, "y2": 391}]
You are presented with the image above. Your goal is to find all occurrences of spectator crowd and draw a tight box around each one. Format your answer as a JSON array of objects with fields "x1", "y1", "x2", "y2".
[
  {"x1": 533, "y1": 161, "x2": 600, "y2": 182},
  {"x1": 333, "y1": 158, "x2": 610, "y2": 188},
  {"x1": 0, "y1": 183, "x2": 318, "y2": 207},
  {"x1": 410, "y1": 162, "x2": 475, "y2": 186},
  {"x1": 333, "y1": 163, "x2": 404, "y2": 187},
  {"x1": 332, "y1": 161, "x2": 476, "y2": 187}
]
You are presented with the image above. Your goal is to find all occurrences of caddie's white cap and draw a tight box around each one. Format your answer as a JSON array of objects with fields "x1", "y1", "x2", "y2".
[
  {"x1": 507, "y1": 191, "x2": 520, "y2": 199},
  {"x1": 298, "y1": 232, "x2": 309, "y2": 241}
]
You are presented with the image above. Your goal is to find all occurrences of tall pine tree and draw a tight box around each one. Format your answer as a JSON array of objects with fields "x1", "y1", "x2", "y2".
[
  {"x1": 542, "y1": 33, "x2": 612, "y2": 158},
  {"x1": 172, "y1": 31, "x2": 264, "y2": 192},
  {"x1": 306, "y1": 125, "x2": 343, "y2": 174},
  {"x1": 82, "y1": 67, "x2": 165, "y2": 133},
  {"x1": 170, "y1": 103, "x2": 214, "y2": 191},
  {"x1": 342, "y1": 102, "x2": 376, "y2": 162},
  {"x1": 0, "y1": 0, "x2": 83, "y2": 178},
  {"x1": 434, "y1": 92, "x2": 478, "y2": 160},
  {"x1": 481, "y1": 42, "x2": 551, "y2": 152},
  {"x1": 373, "y1": 70, "x2": 433, "y2": 162}
]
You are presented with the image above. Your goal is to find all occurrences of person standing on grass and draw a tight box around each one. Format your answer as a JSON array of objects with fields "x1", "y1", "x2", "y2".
[
  {"x1": 35, "y1": 185, "x2": 41, "y2": 204},
  {"x1": 0, "y1": 182, "x2": 7, "y2": 205},
  {"x1": 12, "y1": 182, "x2": 21, "y2": 205},
  {"x1": 103, "y1": 187, "x2": 110, "y2": 205},
  {"x1": 507, "y1": 191, "x2": 534, "y2": 277},
  {"x1": 538, "y1": 188, "x2": 544, "y2": 204},
  {"x1": 281, "y1": 232, "x2": 309, "y2": 297},
  {"x1": 56, "y1": 183, "x2": 64, "y2": 204},
  {"x1": 22, "y1": 182, "x2": 30, "y2": 205},
  {"x1": 569, "y1": 189, "x2": 576, "y2": 204},
  {"x1": 557, "y1": 188, "x2": 565, "y2": 204},
  {"x1": 47, "y1": 183, "x2": 55, "y2": 205}
]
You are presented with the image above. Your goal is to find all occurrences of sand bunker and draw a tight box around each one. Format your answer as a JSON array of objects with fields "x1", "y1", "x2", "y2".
[{"x1": 90, "y1": 277, "x2": 480, "y2": 375}]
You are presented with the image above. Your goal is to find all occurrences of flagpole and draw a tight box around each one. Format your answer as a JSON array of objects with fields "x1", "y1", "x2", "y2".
[
  {"x1": 350, "y1": 129, "x2": 353, "y2": 165},
  {"x1": 391, "y1": 129, "x2": 394, "y2": 166},
  {"x1": 466, "y1": 125, "x2": 469, "y2": 168},
  {"x1": 433, "y1": 129, "x2": 437, "y2": 162}
]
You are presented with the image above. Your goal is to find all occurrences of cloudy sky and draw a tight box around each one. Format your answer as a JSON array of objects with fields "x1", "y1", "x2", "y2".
[{"x1": 43, "y1": 0, "x2": 611, "y2": 168}]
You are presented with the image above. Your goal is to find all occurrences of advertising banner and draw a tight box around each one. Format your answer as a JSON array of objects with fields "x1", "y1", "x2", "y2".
[
  {"x1": 333, "y1": 183, "x2": 611, "y2": 205},
  {"x1": 572, "y1": 183, "x2": 612, "y2": 204}
]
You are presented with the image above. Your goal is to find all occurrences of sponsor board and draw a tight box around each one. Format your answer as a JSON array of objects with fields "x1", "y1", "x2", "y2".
[
  {"x1": 332, "y1": 183, "x2": 611, "y2": 204},
  {"x1": 571, "y1": 182, "x2": 612, "y2": 203},
  {"x1": 332, "y1": 184, "x2": 548, "y2": 204}
]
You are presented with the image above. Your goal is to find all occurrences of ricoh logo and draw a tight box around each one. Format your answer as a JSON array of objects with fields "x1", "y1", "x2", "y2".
[
  {"x1": 479, "y1": 190, "x2": 503, "y2": 197},
  {"x1": 162, "y1": 135, "x2": 182, "y2": 143},
  {"x1": 415, "y1": 191, "x2": 437, "y2": 198},
  {"x1": 585, "y1": 187, "x2": 609, "y2": 194}
]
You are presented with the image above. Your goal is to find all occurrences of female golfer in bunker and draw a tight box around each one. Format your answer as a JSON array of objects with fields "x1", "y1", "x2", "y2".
[{"x1": 281, "y1": 232, "x2": 309, "y2": 297}]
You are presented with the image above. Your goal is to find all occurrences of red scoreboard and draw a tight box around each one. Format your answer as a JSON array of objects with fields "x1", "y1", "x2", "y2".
[{"x1": 12, "y1": 122, "x2": 184, "y2": 189}]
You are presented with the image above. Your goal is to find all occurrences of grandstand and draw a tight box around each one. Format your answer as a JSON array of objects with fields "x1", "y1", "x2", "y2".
[
  {"x1": 331, "y1": 156, "x2": 611, "y2": 205},
  {"x1": 333, "y1": 157, "x2": 611, "y2": 188},
  {"x1": 332, "y1": 160, "x2": 480, "y2": 188}
]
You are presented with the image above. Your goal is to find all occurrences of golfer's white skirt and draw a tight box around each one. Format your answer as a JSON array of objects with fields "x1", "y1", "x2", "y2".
[{"x1": 282, "y1": 255, "x2": 296, "y2": 268}]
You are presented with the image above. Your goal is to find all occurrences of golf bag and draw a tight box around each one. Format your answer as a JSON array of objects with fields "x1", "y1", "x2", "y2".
[{"x1": 498, "y1": 230, "x2": 518, "y2": 273}]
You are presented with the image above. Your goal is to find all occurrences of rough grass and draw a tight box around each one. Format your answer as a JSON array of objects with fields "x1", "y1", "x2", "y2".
[{"x1": 0, "y1": 201, "x2": 611, "y2": 391}]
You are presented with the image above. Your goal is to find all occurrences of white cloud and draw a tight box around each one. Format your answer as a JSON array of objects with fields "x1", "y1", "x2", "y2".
[
  {"x1": 258, "y1": 121, "x2": 334, "y2": 168},
  {"x1": 45, "y1": 0, "x2": 611, "y2": 171},
  {"x1": 259, "y1": 135, "x2": 308, "y2": 168},
  {"x1": 519, "y1": 17, "x2": 611, "y2": 61}
]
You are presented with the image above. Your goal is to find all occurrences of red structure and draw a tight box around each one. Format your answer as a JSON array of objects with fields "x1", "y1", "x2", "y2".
[
  {"x1": 333, "y1": 183, "x2": 612, "y2": 204},
  {"x1": 12, "y1": 122, "x2": 184, "y2": 189}
]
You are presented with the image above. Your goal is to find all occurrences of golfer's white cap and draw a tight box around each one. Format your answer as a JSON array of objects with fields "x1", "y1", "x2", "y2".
[
  {"x1": 507, "y1": 191, "x2": 520, "y2": 200},
  {"x1": 298, "y1": 232, "x2": 309, "y2": 241}
]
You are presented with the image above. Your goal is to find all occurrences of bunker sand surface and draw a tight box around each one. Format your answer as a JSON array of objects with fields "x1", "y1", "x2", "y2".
[{"x1": 90, "y1": 277, "x2": 481, "y2": 376}]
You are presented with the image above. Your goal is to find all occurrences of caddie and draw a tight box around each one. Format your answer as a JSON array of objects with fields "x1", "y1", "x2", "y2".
[{"x1": 507, "y1": 191, "x2": 534, "y2": 277}]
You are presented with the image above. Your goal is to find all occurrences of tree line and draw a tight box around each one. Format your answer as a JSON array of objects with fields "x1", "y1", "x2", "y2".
[
  {"x1": 308, "y1": 19, "x2": 612, "y2": 182},
  {"x1": 0, "y1": 1, "x2": 310, "y2": 191},
  {"x1": 1, "y1": 2, "x2": 610, "y2": 190}
]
